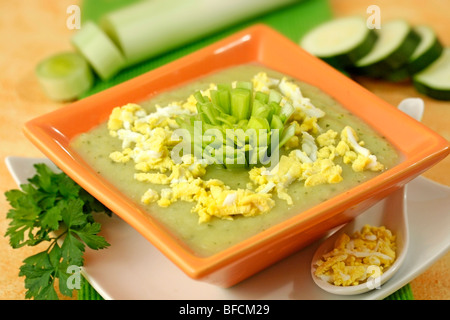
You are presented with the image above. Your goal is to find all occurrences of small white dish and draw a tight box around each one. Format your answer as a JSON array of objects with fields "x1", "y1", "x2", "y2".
[
  {"x1": 5, "y1": 156, "x2": 450, "y2": 300},
  {"x1": 311, "y1": 186, "x2": 409, "y2": 295},
  {"x1": 397, "y1": 98, "x2": 424, "y2": 122},
  {"x1": 309, "y1": 97, "x2": 424, "y2": 295}
]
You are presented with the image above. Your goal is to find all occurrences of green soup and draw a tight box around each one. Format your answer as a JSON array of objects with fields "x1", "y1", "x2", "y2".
[{"x1": 71, "y1": 64, "x2": 400, "y2": 257}]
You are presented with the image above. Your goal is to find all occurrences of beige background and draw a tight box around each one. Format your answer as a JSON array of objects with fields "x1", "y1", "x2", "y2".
[{"x1": 0, "y1": 0, "x2": 448, "y2": 300}]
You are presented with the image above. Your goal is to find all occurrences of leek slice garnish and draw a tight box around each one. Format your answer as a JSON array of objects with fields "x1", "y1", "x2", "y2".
[
  {"x1": 178, "y1": 81, "x2": 295, "y2": 169},
  {"x1": 35, "y1": 51, "x2": 94, "y2": 102}
]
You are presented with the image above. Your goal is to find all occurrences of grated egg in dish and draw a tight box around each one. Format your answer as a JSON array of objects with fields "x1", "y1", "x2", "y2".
[
  {"x1": 313, "y1": 224, "x2": 397, "y2": 286},
  {"x1": 105, "y1": 72, "x2": 386, "y2": 223}
]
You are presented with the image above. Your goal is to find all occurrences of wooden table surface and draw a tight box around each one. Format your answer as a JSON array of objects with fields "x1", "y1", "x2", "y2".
[{"x1": 0, "y1": 0, "x2": 448, "y2": 300}]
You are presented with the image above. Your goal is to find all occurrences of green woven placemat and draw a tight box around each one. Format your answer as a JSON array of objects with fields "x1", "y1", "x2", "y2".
[
  {"x1": 78, "y1": 278, "x2": 104, "y2": 300},
  {"x1": 78, "y1": 276, "x2": 414, "y2": 300},
  {"x1": 76, "y1": 0, "x2": 413, "y2": 300}
]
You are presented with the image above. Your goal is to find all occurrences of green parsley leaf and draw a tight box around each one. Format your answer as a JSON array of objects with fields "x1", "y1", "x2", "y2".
[
  {"x1": 73, "y1": 222, "x2": 110, "y2": 250},
  {"x1": 4, "y1": 163, "x2": 111, "y2": 300},
  {"x1": 41, "y1": 205, "x2": 63, "y2": 230},
  {"x1": 61, "y1": 198, "x2": 87, "y2": 228},
  {"x1": 61, "y1": 231, "x2": 85, "y2": 267},
  {"x1": 20, "y1": 251, "x2": 56, "y2": 300},
  {"x1": 28, "y1": 163, "x2": 58, "y2": 194},
  {"x1": 58, "y1": 174, "x2": 81, "y2": 199}
]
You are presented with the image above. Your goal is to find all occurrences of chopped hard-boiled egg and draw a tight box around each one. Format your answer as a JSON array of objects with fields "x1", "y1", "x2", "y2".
[
  {"x1": 314, "y1": 224, "x2": 396, "y2": 286},
  {"x1": 249, "y1": 150, "x2": 343, "y2": 205},
  {"x1": 251, "y1": 71, "x2": 280, "y2": 92},
  {"x1": 278, "y1": 77, "x2": 325, "y2": 120},
  {"x1": 106, "y1": 73, "x2": 386, "y2": 223},
  {"x1": 338, "y1": 126, "x2": 384, "y2": 172}
]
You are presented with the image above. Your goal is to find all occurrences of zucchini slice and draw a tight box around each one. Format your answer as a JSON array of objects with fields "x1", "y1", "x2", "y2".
[
  {"x1": 300, "y1": 16, "x2": 378, "y2": 69},
  {"x1": 35, "y1": 51, "x2": 94, "y2": 101},
  {"x1": 382, "y1": 25, "x2": 444, "y2": 82},
  {"x1": 407, "y1": 25, "x2": 444, "y2": 74},
  {"x1": 413, "y1": 48, "x2": 450, "y2": 100},
  {"x1": 354, "y1": 20, "x2": 420, "y2": 77},
  {"x1": 383, "y1": 67, "x2": 411, "y2": 83}
]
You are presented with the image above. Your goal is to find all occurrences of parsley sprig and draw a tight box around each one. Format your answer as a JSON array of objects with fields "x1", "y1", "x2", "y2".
[{"x1": 5, "y1": 163, "x2": 111, "y2": 300}]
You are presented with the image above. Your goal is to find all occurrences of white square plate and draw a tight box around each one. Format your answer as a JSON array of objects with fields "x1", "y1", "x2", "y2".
[{"x1": 6, "y1": 156, "x2": 450, "y2": 300}]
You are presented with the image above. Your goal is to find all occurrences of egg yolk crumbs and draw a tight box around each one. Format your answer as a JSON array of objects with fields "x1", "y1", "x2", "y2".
[
  {"x1": 314, "y1": 224, "x2": 396, "y2": 286},
  {"x1": 106, "y1": 73, "x2": 386, "y2": 223}
]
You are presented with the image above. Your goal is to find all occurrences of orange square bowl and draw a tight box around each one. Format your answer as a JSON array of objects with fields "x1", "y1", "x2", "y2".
[{"x1": 24, "y1": 24, "x2": 449, "y2": 288}]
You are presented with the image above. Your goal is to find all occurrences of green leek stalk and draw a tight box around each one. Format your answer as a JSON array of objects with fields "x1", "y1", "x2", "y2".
[
  {"x1": 71, "y1": 21, "x2": 126, "y2": 80},
  {"x1": 100, "y1": 0, "x2": 300, "y2": 66}
]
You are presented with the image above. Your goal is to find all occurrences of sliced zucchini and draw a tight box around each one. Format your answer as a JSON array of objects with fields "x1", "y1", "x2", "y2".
[
  {"x1": 407, "y1": 25, "x2": 444, "y2": 74},
  {"x1": 35, "y1": 51, "x2": 94, "y2": 102},
  {"x1": 383, "y1": 67, "x2": 410, "y2": 82},
  {"x1": 382, "y1": 25, "x2": 443, "y2": 82},
  {"x1": 71, "y1": 21, "x2": 125, "y2": 80},
  {"x1": 300, "y1": 16, "x2": 378, "y2": 69},
  {"x1": 354, "y1": 20, "x2": 420, "y2": 77},
  {"x1": 413, "y1": 48, "x2": 450, "y2": 100}
]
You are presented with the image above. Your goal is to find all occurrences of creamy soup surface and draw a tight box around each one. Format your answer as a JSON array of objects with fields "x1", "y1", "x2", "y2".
[{"x1": 71, "y1": 64, "x2": 400, "y2": 257}]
